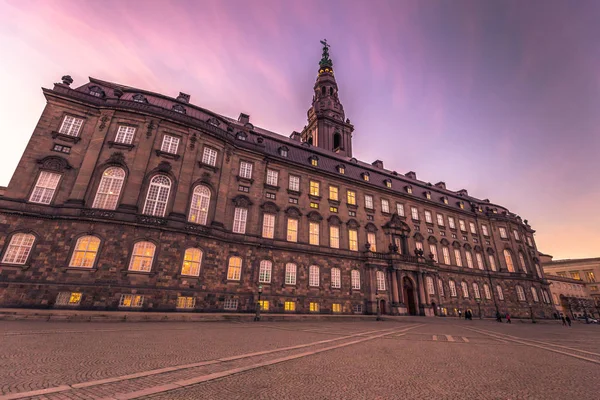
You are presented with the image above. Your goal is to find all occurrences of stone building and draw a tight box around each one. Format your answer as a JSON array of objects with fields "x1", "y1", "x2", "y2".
[{"x1": 0, "y1": 43, "x2": 554, "y2": 318}]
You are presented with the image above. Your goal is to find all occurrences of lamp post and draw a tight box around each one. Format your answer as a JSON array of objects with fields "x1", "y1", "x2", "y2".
[
  {"x1": 476, "y1": 298, "x2": 482, "y2": 320},
  {"x1": 376, "y1": 295, "x2": 382, "y2": 321},
  {"x1": 528, "y1": 301, "x2": 536, "y2": 323},
  {"x1": 254, "y1": 284, "x2": 263, "y2": 322}
]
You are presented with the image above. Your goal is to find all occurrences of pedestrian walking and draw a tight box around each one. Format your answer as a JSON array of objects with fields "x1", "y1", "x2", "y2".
[
  {"x1": 506, "y1": 313, "x2": 511, "y2": 324},
  {"x1": 566, "y1": 316, "x2": 571, "y2": 327},
  {"x1": 561, "y1": 316, "x2": 567, "y2": 326},
  {"x1": 458, "y1": 310, "x2": 462, "y2": 319},
  {"x1": 496, "y1": 311, "x2": 502, "y2": 322}
]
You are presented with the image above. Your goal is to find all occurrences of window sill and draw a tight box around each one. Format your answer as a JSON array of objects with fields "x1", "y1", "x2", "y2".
[
  {"x1": 365, "y1": 207, "x2": 375, "y2": 213},
  {"x1": 108, "y1": 141, "x2": 135, "y2": 151},
  {"x1": 264, "y1": 184, "x2": 279, "y2": 191},
  {"x1": 64, "y1": 267, "x2": 97, "y2": 273},
  {"x1": 123, "y1": 270, "x2": 154, "y2": 276},
  {"x1": 236, "y1": 175, "x2": 254, "y2": 184},
  {"x1": 287, "y1": 189, "x2": 301, "y2": 196},
  {"x1": 198, "y1": 162, "x2": 219, "y2": 172},
  {"x1": 155, "y1": 149, "x2": 180, "y2": 160},
  {"x1": 0, "y1": 263, "x2": 28, "y2": 270},
  {"x1": 346, "y1": 203, "x2": 358, "y2": 209},
  {"x1": 51, "y1": 131, "x2": 81, "y2": 143},
  {"x1": 179, "y1": 274, "x2": 200, "y2": 279},
  {"x1": 381, "y1": 212, "x2": 391, "y2": 217},
  {"x1": 411, "y1": 219, "x2": 420, "y2": 223},
  {"x1": 308, "y1": 194, "x2": 322, "y2": 201},
  {"x1": 328, "y1": 199, "x2": 340, "y2": 205}
]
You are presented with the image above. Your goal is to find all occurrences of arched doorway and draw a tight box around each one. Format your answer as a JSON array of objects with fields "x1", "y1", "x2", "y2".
[
  {"x1": 431, "y1": 302, "x2": 438, "y2": 316},
  {"x1": 379, "y1": 299, "x2": 386, "y2": 315},
  {"x1": 403, "y1": 277, "x2": 417, "y2": 315}
]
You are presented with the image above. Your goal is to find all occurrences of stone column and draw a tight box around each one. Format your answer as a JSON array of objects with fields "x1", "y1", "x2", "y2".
[
  {"x1": 398, "y1": 271, "x2": 405, "y2": 304},
  {"x1": 417, "y1": 272, "x2": 426, "y2": 311},
  {"x1": 391, "y1": 270, "x2": 399, "y2": 305}
]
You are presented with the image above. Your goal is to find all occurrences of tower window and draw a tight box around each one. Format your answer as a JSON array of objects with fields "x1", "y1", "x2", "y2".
[
  {"x1": 329, "y1": 87, "x2": 334, "y2": 95},
  {"x1": 333, "y1": 132, "x2": 341, "y2": 150},
  {"x1": 321, "y1": 86, "x2": 326, "y2": 96}
]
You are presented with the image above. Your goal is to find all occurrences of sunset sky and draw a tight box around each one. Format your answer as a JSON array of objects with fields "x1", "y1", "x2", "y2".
[{"x1": 0, "y1": 0, "x2": 598, "y2": 259}]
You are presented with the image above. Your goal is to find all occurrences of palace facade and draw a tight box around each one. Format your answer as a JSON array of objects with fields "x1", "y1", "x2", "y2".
[{"x1": 0, "y1": 44, "x2": 554, "y2": 318}]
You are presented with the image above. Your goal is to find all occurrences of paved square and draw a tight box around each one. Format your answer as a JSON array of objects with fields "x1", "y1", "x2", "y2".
[{"x1": 1, "y1": 318, "x2": 598, "y2": 399}]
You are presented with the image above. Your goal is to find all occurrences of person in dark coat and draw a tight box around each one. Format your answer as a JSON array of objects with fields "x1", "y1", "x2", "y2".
[
  {"x1": 496, "y1": 311, "x2": 502, "y2": 322},
  {"x1": 561, "y1": 316, "x2": 567, "y2": 326},
  {"x1": 566, "y1": 316, "x2": 571, "y2": 326}
]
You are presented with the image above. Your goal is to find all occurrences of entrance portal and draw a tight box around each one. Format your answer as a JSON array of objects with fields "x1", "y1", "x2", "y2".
[
  {"x1": 403, "y1": 277, "x2": 417, "y2": 315},
  {"x1": 379, "y1": 299, "x2": 386, "y2": 315}
]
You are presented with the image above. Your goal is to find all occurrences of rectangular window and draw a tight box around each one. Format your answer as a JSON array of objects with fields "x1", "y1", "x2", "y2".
[
  {"x1": 416, "y1": 241, "x2": 423, "y2": 251},
  {"x1": 426, "y1": 277, "x2": 435, "y2": 295},
  {"x1": 161, "y1": 135, "x2": 179, "y2": 154},
  {"x1": 349, "y1": 211, "x2": 356, "y2": 217},
  {"x1": 482, "y1": 225, "x2": 489, "y2": 236},
  {"x1": 586, "y1": 271, "x2": 596, "y2": 282},
  {"x1": 29, "y1": 171, "x2": 61, "y2": 204},
  {"x1": 119, "y1": 294, "x2": 144, "y2": 308},
  {"x1": 265, "y1": 192, "x2": 276, "y2": 200},
  {"x1": 489, "y1": 255, "x2": 497, "y2": 271},
  {"x1": 376, "y1": 271, "x2": 386, "y2": 291},
  {"x1": 351, "y1": 270, "x2": 361, "y2": 290},
  {"x1": 367, "y1": 232, "x2": 377, "y2": 252},
  {"x1": 332, "y1": 303, "x2": 342, "y2": 313},
  {"x1": 329, "y1": 206, "x2": 338, "y2": 213},
  {"x1": 239, "y1": 161, "x2": 253, "y2": 179},
  {"x1": 330, "y1": 225, "x2": 340, "y2": 249},
  {"x1": 353, "y1": 304, "x2": 363, "y2": 314},
  {"x1": 437, "y1": 214, "x2": 444, "y2": 226},
  {"x1": 224, "y1": 298, "x2": 238, "y2": 310},
  {"x1": 59, "y1": 115, "x2": 84, "y2": 137},
  {"x1": 227, "y1": 257, "x2": 242, "y2": 280},
  {"x1": 55, "y1": 292, "x2": 82, "y2": 306},
  {"x1": 309, "y1": 180, "x2": 320, "y2": 197},
  {"x1": 349, "y1": 229, "x2": 358, "y2": 251},
  {"x1": 381, "y1": 199, "x2": 390, "y2": 213},
  {"x1": 527, "y1": 236, "x2": 533, "y2": 247},
  {"x1": 347, "y1": 190, "x2": 356, "y2": 205},
  {"x1": 287, "y1": 218, "x2": 298, "y2": 242},
  {"x1": 232, "y1": 207, "x2": 248, "y2": 234},
  {"x1": 469, "y1": 222, "x2": 477, "y2": 234},
  {"x1": 411, "y1": 206, "x2": 419, "y2": 220},
  {"x1": 476, "y1": 253, "x2": 484, "y2": 270},
  {"x1": 465, "y1": 252, "x2": 474, "y2": 268},
  {"x1": 309, "y1": 302, "x2": 320, "y2": 312},
  {"x1": 289, "y1": 175, "x2": 300, "y2": 191},
  {"x1": 499, "y1": 227, "x2": 508, "y2": 238},
  {"x1": 115, "y1": 125, "x2": 136, "y2": 144},
  {"x1": 309, "y1": 266, "x2": 320, "y2": 287},
  {"x1": 176, "y1": 296, "x2": 195, "y2": 309},
  {"x1": 448, "y1": 217, "x2": 456, "y2": 229},
  {"x1": 570, "y1": 271, "x2": 581, "y2": 280},
  {"x1": 284, "y1": 301, "x2": 296, "y2": 311},
  {"x1": 52, "y1": 144, "x2": 71, "y2": 154},
  {"x1": 258, "y1": 300, "x2": 269, "y2": 311},
  {"x1": 454, "y1": 249, "x2": 463, "y2": 267},
  {"x1": 396, "y1": 203, "x2": 405, "y2": 216},
  {"x1": 331, "y1": 268, "x2": 341, "y2": 289},
  {"x1": 309, "y1": 222, "x2": 320, "y2": 245},
  {"x1": 266, "y1": 169, "x2": 279, "y2": 186},
  {"x1": 262, "y1": 213, "x2": 275, "y2": 239},
  {"x1": 202, "y1": 147, "x2": 218, "y2": 166},
  {"x1": 259, "y1": 261, "x2": 272, "y2": 283},
  {"x1": 329, "y1": 186, "x2": 339, "y2": 201},
  {"x1": 289, "y1": 197, "x2": 298, "y2": 204},
  {"x1": 238, "y1": 185, "x2": 249, "y2": 193},
  {"x1": 285, "y1": 263, "x2": 297, "y2": 285},
  {"x1": 513, "y1": 229, "x2": 520, "y2": 240},
  {"x1": 310, "y1": 202, "x2": 319, "y2": 209},
  {"x1": 459, "y1": 219, "x2": 466, "y2": 232},
  {"x1": 429, "y1": 244, "x2": 438, "y2": 262},
  {"x1": 424, "y1": 210, "x2": 432, "y2": 223},
  {"x1": 365, "y1": 195, "x2": 374, "y2": 210}
]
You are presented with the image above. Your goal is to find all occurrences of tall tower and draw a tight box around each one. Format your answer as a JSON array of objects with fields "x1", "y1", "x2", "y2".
[{"x1": 300, "y1": 40, "x2": 354, "y2": 157}]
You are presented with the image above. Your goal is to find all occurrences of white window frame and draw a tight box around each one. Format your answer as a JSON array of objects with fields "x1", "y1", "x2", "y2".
[
  {"x1": 365, "y1": 195, "x2": 374, "y2": 210},
  {"x1": 438, "y1": 279, "x2": 445, "y2": 297},
  {"x1": 351, "y1": 270, "x2": 361, "y2": 290},
  {"x1": 262, "y1": 213, "x2": 275, "y2": 239},
  {"x1": 143, "y1": 175, "x2": 171, "y2": 217},
  {"x1": 176, "y1": 296, "x2": 196, "y2": 309},
  {"x1": 29, "y1": 171, "x2": 61, "y2": 204},
  {"x1": 476, "y1": 253, "x2": 484, "y2": 270},
  {"x1": 2, "y1": 233, "x2": 35, "y2": 265},
  {"x1": 239, "y1": 161, "x2": 253, "y2": 179},
  {"x1": 469, "y1": 222, "x2": 477, "y2": 234},
  {"x1": 289, "y1": 175, "x2": 300, "y2": 191},
  {"x1": 448, "y1": 217, "x2": 456, "y2": 229},
  {"x1": 93, "y1": 167, "x2": 125, "y2": 210},
  {"x1": 128, "y1": 241, "x2": 156, "y2": 272},
  {"x1": 115, "y1": 125, "x2": 136, "y2": 144},
  {"x1": 347, "y1": 190, "x2": 356, "y2": 205},
  {"x1": 504, "y1": 249, "x2": 515, "y2": 272},
  {"x1": 518, "y1": 252, "x2": 528, "y2": 273},
  {"x1": 161, "y1": 135, "x2": 180, "y2": 154},
  {"x1": 429, "y1": 244, "x2": 438, "y2": 262},
  {"x1": 513, "y1": 230, "x2": 520, "y2": 241},
  {"x1": 329, "y1": 225, "x2": 340, "y2": 249},
  {"x1": 259, "y1": 260, "x2": 272, "y2": 283},
  {"x1": 227, "y1": 256, "x2": 242, "y2": 281},
  {"x1": 119, "y1": 294, "x2": 144, "y2": 308},
  {"x1": 309, "y1": 221, "x2": 320, "y2": 245},
  {"x1": 381, "y1": 199, "x2": 390, "y2": 213},
  {"x1": 473, "y1": 283, "x2": 481, "y2": 299},
  {"x1": 411, "y1": 206, "x2": 419, "y2": 220},
  {"x1": 531, "y1": 287, "x2": 539, "y2": 302},
  {"x1": 459, "y1": 220, "x2": 466, "y2": 232},
  {"x1": 396, "y1": 203, "x2": 405, "y2": 216},
  {"x1": 266, "y1": 169, "x2": 279, "y2": 186},
  {"x1": 454, "y1": 249, "x2": 463, "y2": 267},
  {"x1": 376, "y1": 270, "x2": 386, "y2": 291},
  {"x1": 483, "y1": 284, "x2": 491, "y2": 300},
  {"x1": 437, "y1": 214, "x2": 444, "y2": 226},
  {"x1": 442, "y1": 246, "x2": 451, "y2": 265},
  {"x1": 497, "y1": 285, "x2": 504, "y2": 301},
  {"x1": 58, "y1": 115, "x2": 84, "y2": 137},
  {"x1": 331, "y1": 267, "x2": 341, "y2": 289},
  {"x1": 449, "y1": 280, "x2": 457, "y2": 297},
  {"x1": 181, "y1": 248, "x2": 202, "y2": 276},
  {"x1": 232, "y1": 207, "x2": 248, "y2": 234},
  {"x1": 309, "y1": 265, "x2": 320, "y2": 287},
  {"x1": 489, "y1": 255, "x2": 497, "y2": 271},
  {"x1": 516, "y1": 285, "x2": 526, "y2": 301},
  {"x1": 499, "y1": 227, "x2": 508, "y2": 238},
  {"x1": 482, "y1": 225, "x2": 489, "y2": 236},
  {"x1": 287, "y1": 218, "x2": 298, "y2": 242},
  {"x1": 224, "y1": 298, "x2": 239, "y2": 310},
  {"x1": 461, "y1": 281, "x2": 469, "y2": 298},
  {"x1": 426, "y1": 276, "x2": 435, "y2": 295},
  {"x1": 202, "y1": 146, "x2": 218, "y2": 166},
  {"x1": 465, "y1": 251, "x2": 474, "y2": 269},
  {"x1": 188, "y1": 185, "x2": 211, "y2": 225},
  {"x1": 424, "y1": 210, "x2": 432, "y2": 223}
]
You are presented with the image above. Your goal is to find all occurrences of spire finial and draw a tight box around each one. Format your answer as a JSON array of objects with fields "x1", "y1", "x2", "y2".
[{"x1": 319, "y1": 39, "x2": 333, "y2": 73}]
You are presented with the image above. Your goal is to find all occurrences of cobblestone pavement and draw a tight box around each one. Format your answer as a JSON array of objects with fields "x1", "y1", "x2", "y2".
[{"x1": 1, "y1": 318, "x2": 598, "y2": 399}]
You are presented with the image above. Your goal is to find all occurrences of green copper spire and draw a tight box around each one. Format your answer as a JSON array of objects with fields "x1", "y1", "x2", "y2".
[{"x1": 319, "y1": 39, "x2": 333, "y2": 73}]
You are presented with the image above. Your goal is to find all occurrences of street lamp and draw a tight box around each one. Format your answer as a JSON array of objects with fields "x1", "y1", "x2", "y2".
[
  {"x1": 528, "y1": 301, "x2": 536, "y2": 324},
  {"x1": 475, "y1": 298, "x2": 482, "y2": 319},
  {"x1": 254, "y1": 284, "x2": 263, "y2": 322},
  {"x1": 376, "y1": 295, "x2": 382, "y2": 321}
]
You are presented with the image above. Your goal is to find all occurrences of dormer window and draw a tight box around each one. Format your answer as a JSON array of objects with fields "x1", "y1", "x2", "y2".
[
  {"x1": 458, "y1": 201, "x2": 465, "y2": 209},
  {"x1": 236, "y1": 132, "x2": 247, "y2": 141},
  {"x1": 309, "y1": 155, "x2": 318, "y2": 167},
  {"x1": 361, "y1": 172, "x2": 370, "y2": 182},
  {"x1": 425, "y1": 191, "x2": 431, "y2": 200},
  {"x1": 405, "y1": 185, "x2": 413, "y2": 194},
  {"x1": 89, "y1": 86, "x2": 105, "y2": 98},
  {"x1": 337, "y1": 164, "x2": 345, "y2": 174},
  {"x1": 442, "y1": 196, "x2": 449, "y2": 205},
  {"x1": 384, "y1": 179, "x2": 392, "y2": 188},
  {"x1": 132, "y1": 94, "x2": 147, "y2": 103},
  {"x1": 492, "y1": 208, "x2": 498, "y2": 214},
  {"x1": 172, "y1": 104, "x2": 186, "y2": 114},
  {"x1": 278, "y1": 146, "x2": 288, "y2": 157}
]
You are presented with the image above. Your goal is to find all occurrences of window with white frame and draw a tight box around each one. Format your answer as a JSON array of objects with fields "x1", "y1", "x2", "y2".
[
  {"x1": 365, "y1": 195, "x2": 374, "y2": 210},
  {"x1": 224, "y1": 298, "x2": 239, "y2": 310},
  {"x1": 376, "y1": 270, "x2": 386, "y2": 291},
  {"x1": 143, "y1": 175, "x2": 171, "y2": 217},
  {"x1": 265, "y1": 169, "x2": 278, "y2": 186},
  {"x1": 476, "y1": 253, "x2": 484, "y2": 270},
  {"x1": 309, "y1": 222, "x2": 320, "y2": 245},
  {"x1": 483, "y1": 284, "x2": 491, "y2": 299},
  {"x1": 188, "y1": 185, "x2": 211, "y2": 225},
  {"x1": 424, "y1": 210, "x2": 432, "y2": 223},
  {"x1": 93, "y1": 167, "x2": 125, "y2": 210},
  {"x1": 429, "y1": 244, "x2": 438, "y2": 262},
  {"x1": 161, "y1": 135, "x2": 179, "y2": 154},
  {"x1": 55, "y1": 292, "x2": 82, "y2": 306},
  {"x1": 309, "y1": 265, "x2": 320, "y2": 287},
  {"x1": 449, "y1": 280, "x2": 457, "y2": 297},
  {"x1": 411, "y1": 206, "x2": 419, "y2": 220},
  {"x1": 2, "y1": 233, "x2": 35, "y2": 265},
  {"x1": 232, "y1": 207, "x2": 248, "y2": 234},
  {"x1": 497, "y1": 285, "x2": 505, "y2": 301},
  {"x1": 329, "y1": 225, "x2": 340, "y2": 248},
  {"x1": 285, "y1": 263, "x2": 297, "y2": 285},
  {"x1": 262, "y1": 213, "x2": 275, "y2": 239},
  {"x1": 482, "y1": 225, "x2": 489, "y2": 236},
  {"x1": 518, "y1": 252, "x2": 528, "y2": 273},
  {"x1": 69, "y1": 235, "x2": 100, "y2": 268},
  {"x1": 396, "y1": 203, "x2": 405, "y2": 216},
  {"x1": 454, "y1": 249, "x2": 463, "y2": 267},
  {"x1": 351, "y1": 270, "x2": 361, "y2": 290},
  {"x1": 488, "y1": 255, "x2": 497, "y2": 271},
  {"x1": 115, "y1": 125, "x2": 136, "y2": 144},
  {"x1": 259, "y1": 260, "x2": 272, "y2": 283},
  {"x1": 465, "y1": 251, "x2": 474, "y2": 268},
  {"x1": 438, "y1": 279, "x2": 445, "y2": 297},
  {"x1": 349, "y1": 229, "x2": 358, "y2": 251},
  {"x1": 516, "y1": 285, "x2": 526, "y2": 301},
  {"x1": 531, "y1": 287, "x2": 539, "y2": 302},
  {"x1": 287, "y1": 218, "x2": 298, "y2": 242},
  {"x1": 499, "y1": 227, "x2": 508, "y2": 238},
  {"x1": 459, "y1": 220, "x2": 467, "y2": 232},
  {"x1": 202, "y1": 147, "x2": 218, "y2": 166},
  {"x1": 119, "y1": 294, "x2": 144, "y2": 308},
  {"x1": 473, "y1": 283, "x2": 481, "y2": 299},
  {"x1": 367, "y1": 232, "x2": 377, "y2": 252},
  {"x1": 448, "y1": 217, "x2": 456, "y2": 229},
  {"x1": 504, "y1": 249, "x2": 515, "y2": 272},
  {"x1": 59, "y1": 115, "x2": 84, "y2": 137},
  {"x1": 177, "y1": 296, "x2": 195, "y2": 309},
  {"x1": 331, "y1": 267, "x2": 341, "y2": 288},
  {"x1": 461, "y1": 281, "x2": 469, "y2": 298},
  {"x1": 442, "y1": 246, "x2": 451, "y2": 264},
  {"x1": 128, "y1": 241, "x2": 156, "y2": 272},
  {"x1": 381, "y1": 199, "x2": 390, "y2": 213},
  {"x1": 239, "y1": 161, "x2": 253, "y2": 179},
  {"x1": 416, "y1": 241, "x2": 424, "y2": 251},
  {"x1": 181, "y1": 248, "x2": 202, "y2": 276},
  {"x1": 513, "y1": 230, "x2": 520, "y2": 240},
  {"x1": 469, "y1": 222, "x2": 477, "y2": 234},
  {"x1": 426, "y1": 276, "x2": 435, "y2": 295},
  {"x1": 437, "y1": 214, "x2": 444, "y2": 226},
  {"x1": 288, "y1": 175, "x2": 300, "y2": 191},
  {"x1": 30, "y1": 171, "x2": 61, "y2": 204},
  {"x1": 227, "y1": 256, "x2": 242, "y2": 280}
]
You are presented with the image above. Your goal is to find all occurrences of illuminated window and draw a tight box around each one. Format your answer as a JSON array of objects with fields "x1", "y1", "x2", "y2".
[
  {"x1": 349, "y1": 229, "x2": 358, "y2": 251},
  {"x1": 115, "y1": 125, "x2": 136, "y2": 144},
  {"x1": 448, "y1": 217, "x2": 456, "y2": 229},
  {"x1": 69, "y1": 236, "x2": 100, "y2": 268},
  {"x1": 309, "y1": 222, "x2": 320, "y2": 245},
  {"x1": 497, "y1": 285, "x2": 504, "y2": 300},
  {"x1": 351, "y1": 270, "x2": 361, "y2": 290},
  {"x1": 396, "y1": 203, "x2": 405, "y2": 216},
  {"x1": 284, "y1": 301, "x2": 296, "y2": 311},
  {"x1": 411, "y1": 207, "x2": 419, "y2": 220},
  {"x1": 188, "y1": 185, "x2": 211, "y2": 225},
  {"x1": 426, "y1": 276, "x2": 435, "y2": 295},
  {"x1": 367, "y1": 232, "x2": 377, "y2": 252},
  {"x1": 337, "y1": 165, "x2": 345, "y2": 174},
  {"x1": 476, "y1": 253, "x2": 484, "y2": 270},
  {"x1": 459, "y1": 220, "x2": 466, "y2": 232},
  {"x1": 227, "y1": 256, "x2": 242, "y2": 281},
  {"x1": 177, "y1": 297, "x2": 195, "y2": 309},
  {"x1": 332, "y1": 303, "x2": 342, "y2": 313},
  {"x1": 531, "y1": 287, "x2": 539, "y2": 302},
  {"x1": 224, "y1": 298, "x2": 238, "y2": 310},
  {"x1": 330, "y1": 226, "x2": 340, "y2": 248},
  {"x1": 425, "y1": 192, "x2": 431, "y2": 200},
  {"x1": 30, "y1": 171, "x2": 61, "y2": 204},
  {"x1": 586, "y1": 271, "x2": 596, "y2": 282},
  {"x1": 285, "y1": 263, "x2": 297, "y2": 285},
  {"x1": 258, "y1": 300, "x2": 269, "y2": 311},
  {"x1": 310, "y1": 202, "x2": 319, "y2": 209},
  {"x1": 429, "y1": 244, "x2": 438, "y2": 262},
  {"x1": 289, "y1": 175, "x2": 300, "y2": 191},
  {"x1": 385, "y1": 180, "x2": 392, "y2": 188},
  {"x1": 516, "y1": 285, "x2": 526, "y2": 301},
  {"x1": 449, "y1": 280, "x2": 457, "y2": 297},
  {"x1": 55, "y1": 292, "x2": 82, "y2": 306},
  {"x1": 482, "y1": 225, "x2": 489, "y2": 236},
  {"x1": 459, "y1": 202, "x2": 464, "y2": 209},
  {"x1": 465, "y1": 251, "x2": 474, "y2": 269},
  {"x1": 347, "y1": 190, "x2": 356, "y2": 205},
  {"x1": 202, "y1": 147, "x2": 218, "y2": 166},
  {"x1": 181, "y1": 248, "x2": 202, "y2": 276},
  {"x1": 161, "y1": 135, "x2": 179, "y2": 154},
  {"x1": 472, "y1": 283, "x2": 481, "y2": 299},
  {"x1": 330, "y1": 206, "x2": 338, "y2": 213},
  {"x1": 266, "y1": 169, "x2": 279, "y2": 186},
  {"x1": 483, "y1": 284, "x2": 491, "y2": 299},
  {"x1": 381, "y1": 199, "x2": 390, "y2": 213},
  {"x1": 262, "y1": 213, "x2": 275, "y2": 239},
  {"x1": 362, "y1": 173, "x2": 369, "y2": 181},
  {"x1": 93, "y1": 167, "x2": 125, "y2": 210},
  {"x1": 513, "y1": 230, "x2": 520, "y2": 240},
  {"x1": 329, "y1": 186, "x2": 339, "y2": 201},
  {"x1": 425, "y1": 210, "x2": 432, "y2": 223},
  {"x1": 461, "y1": 281, "x2": 469, "y2": 298},
  {"x1": 442, "y1": 246, "x2": 451, "y2": 264},
  {"x1": 376, "y1": 270, "x2": 386, "y2": 291},
  {"x1": 287, "y1": 218, "x2": 298, "y2": 242},
  {"x1": 128, "y1": 241, "x2": 155, "y2": 272},
  {"x1": 309, "y1": 265, "x2": 320, "y2": 287},
  {"x1": 143, "y1": 175, "x2": 171, "y2": 217},
  {"x1": 570, "y1": 271, "x2": 581, "y2": 280},
  {"x1": 488, "y1": 255, "x2": 497, "y2": 271},
  {"x1": 503, "y1": 250, "x2": 515, "y2": 272},
  {"x1": 309, "y1": 181, "x2": 320, "y2": 197},
  {"x1": 365, "y1": 195, "x2": 374, "y2": 209},
  {"x1": 454, "y1": 249, "x2": 463, "y2": 267},
  {"x1": 469, "y1": 222, "x2": 477, "y2": 234},
  {"x1": 499, "y1": 227, "x2": 508, "y2": 239},
  {"x1": 259, "y1": 260, "x2": 272, "y2": 283},
  {"x1": 232, "y1": 207, "x2": 248, "y2": 234},
  {"x1": 310, "y1": 302, "x2": 320, "y2": 312},
  {"x1": 279, "y1": 147, "x2": 288, "y2": 157},
  {"x1": 331, "y1": 267, "x2": 341, "y2": 288},
  {"x1": 518, "y1": 252, "x2": 528, "y2": 273},
  {"x1": 442, "y1": 197, "x2": 449, "y2": 204},
  {"x1": 437, "y1": 214, "x2": 444, "y2": 226},
  {"x1": 239, "y1": 161, "x2": 253, "y2": 179},
  {"x1": 119, "y1": 294, "x2": 144, "y2": 308},
  {"x1": 2, "y1": 233, "x2": 36, "y2": 266},
  {"x1": 406, "y1": 186, "x2": 412, "y2": 194},
  {"x1": 311, "y1": 158, "x2": 318, "y2": 166}
]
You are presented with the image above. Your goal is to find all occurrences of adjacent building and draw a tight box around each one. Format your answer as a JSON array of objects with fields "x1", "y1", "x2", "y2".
[{"x1": 0, "y1": 43, "x2": 554, "y2": 318}]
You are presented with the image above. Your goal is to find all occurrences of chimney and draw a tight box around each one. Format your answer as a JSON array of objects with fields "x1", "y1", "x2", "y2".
[
  {"x1": 405, "y1": 171, "x2": 416, "y2": 180},
  {"x1": 177, "y1": 92, "x2": 190, "y2": 103},
  {"x1": 434, "y1": 181, "x2": 446, "y2": 190},
  {"x1": 372, "y1": 160, "x2": 384, "y2": 169},
  {"x1": 238, "y1": 113, "x2": 250, "y2": 125},
  {"x1": 289, "y1": 131, "x2": 301, "y2": 141}
]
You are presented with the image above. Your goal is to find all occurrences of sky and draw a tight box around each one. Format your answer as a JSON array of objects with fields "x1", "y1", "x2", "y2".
[{"x1": 0, "y1": 0, "x2": 599, "y2": 259}]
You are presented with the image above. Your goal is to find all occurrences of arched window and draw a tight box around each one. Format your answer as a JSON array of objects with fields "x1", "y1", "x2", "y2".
[
  {"x1": 442, "y1": 246, "x2": 451, "y2": 264},
  {"x1": 516, "y1": 285, "x2": 526, "y2": 301},
  {"x1": 496, "y1": 285, "x2": 504, "y2": 301},
  {"x1": 188, "y1": 185, "x2": 211, "y2": 225},
  {"x1": 309, "y1": 265, "x2": 320, "y2": 287},
  {"x1": 454, "y1": 249, "x2": 463, "y2": 267},
  {"x1": 475, "y1": 253, "x2": 484, "y2": 270},
  {"x1": 285, "y1": 262, "x2": 297, "y2": 285},
  {"x1": 351, "y1": 270, "x2": 361, "y2": 290},
  {"x1": 449, "y1": 280, "x2": 457, "y2": 297},
  {"x1": 69, "y1": 235, "x2": 101, "y2": 268},
  {"x1": 227, "y1": 256, "x2": 242, "y2": 281},
  {"x1": 2, "y1": 233, "x2": 35, "y2": 265},
  {"x1": 376, "y1": 270, "x2": 386, "y2": 291},
  {"x1": 461, "y1": 281, "x2": 469, "y2": 298},
  {"x1": 438, "y1": 279, "x2": 445, "y2": 297},
  {"x1": 488, "y1": 255, "x2": 497, "y2": 271},
  {"x1": 93, "y1": 167, "x2": 125, "y2": 210},
  {"x1": 331, "y1": 267, "x2": 341, "y2": 288},
  {"x1": 472, "y1": 282, "x2": 481, "y2": 299},
  {"x1": 329, "y1": 87, "x2": 334, "y2": 96},
  {"x1": 531, "y1": 287, "x2": 539, "y2": 302},
  {"x1": 181, "y1": 248, "x2": 202, "y2": 276},
  {"x1": 333, "y1": 132, "x2": 342, "y2": 150},
  {"x1": 426, "y1": 276, "x2": 435, "y2": 295},
  {"x1": 503, "y1": 250, "x2": 515, "y2": 272},
  {"x1": 321, "y1": 86, "x2": 326, "y2": 96},
  {"x1": 128, "y1": 241, "x2": 156, "y2": 272},
  {"x1": 258, "y1": 260, "x2": 272, "y2": 283},
  {"x1": 143, "y1": 175, "x2": 171, "y2": 217},
  {"x1": 465, "y1": 251, "x2": 474, "y2": 268},
  {"x1": 518, "y1": 252, "x2": 528, "y2": 273},
  {"x1": 483, "y1": 284, "x2": 491, "y2": 300}
]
